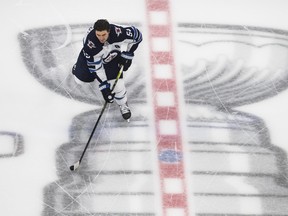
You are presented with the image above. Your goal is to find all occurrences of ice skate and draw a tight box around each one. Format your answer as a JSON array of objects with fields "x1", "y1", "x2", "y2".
[{"x1": 119, "y1": 102, "x2": 131, "y2": 122}]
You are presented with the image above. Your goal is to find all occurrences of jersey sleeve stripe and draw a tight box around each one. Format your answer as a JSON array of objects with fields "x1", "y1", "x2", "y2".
[
  {"x1": 86, "y1": 59, "x2": 102, "y2": 65},
  {"x1": 132, "y1": 26, "x2": 142, "y2": 44}
]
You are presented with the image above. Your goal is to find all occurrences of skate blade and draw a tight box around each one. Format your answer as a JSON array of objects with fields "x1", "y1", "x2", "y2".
[{"x1": 126, "y1": 118, "x2": 130, "y2": 123}]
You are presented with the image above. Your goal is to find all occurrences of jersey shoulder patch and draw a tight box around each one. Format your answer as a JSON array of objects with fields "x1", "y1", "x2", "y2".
[
  {"x1": 109, "y1": 24, "x2": 133, "y2": 42},
  {"x1": 83, "y1": 30, "x2": 103, "y2": 55}
]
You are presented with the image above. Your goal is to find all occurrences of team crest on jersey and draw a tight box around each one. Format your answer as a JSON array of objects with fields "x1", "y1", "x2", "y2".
[
  {"x1": 103, "y1": 51, "x2": 118, "y2": 63},
  {"x1": 115, "y1": 27, "x2": 122, "y2": 37},
  {"x1": 87, "y1": 40, "x2": 96, "y2": 49}
]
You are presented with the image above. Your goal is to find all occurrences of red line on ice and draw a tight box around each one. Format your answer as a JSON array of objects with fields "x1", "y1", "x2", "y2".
[{"x1": 145, "y1": 0, "x2": 189, "y2": 215}]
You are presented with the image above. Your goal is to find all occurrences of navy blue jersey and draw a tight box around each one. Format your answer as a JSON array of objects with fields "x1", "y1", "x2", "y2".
[{"x1": 80, "y1": 24, "x2": 142, "y2": 81}]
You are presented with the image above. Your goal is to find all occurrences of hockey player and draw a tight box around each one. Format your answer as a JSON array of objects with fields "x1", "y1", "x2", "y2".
[{"x1": 72, "y1": 19, "x2": 142, "y2": 121}]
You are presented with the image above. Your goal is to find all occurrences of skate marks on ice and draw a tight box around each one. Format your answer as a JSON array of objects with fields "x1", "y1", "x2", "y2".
[
  {"x1": 179, "y1": 23, "x2": 288, "y2": 107},
  {"x1": 17, "y1": 23, "x2": 288, "y2": 215},
  {"x1": 0, "y1": 131, "x2": 24, "y2": 158},
  {"x1": 18, "y1": 24, "x2": 156, "y2": 215},
  {"x1": 185, "y1": 105, "x2": 288, "y2": 214},
  {"x1": 43, "y1": 107, "x2": 156, "y2": 215},
  {"x1": 18, "y1": 23, "x2": 146, "y2": 105},
  {"x1": 180, "y1": 24, "x2": 288, "y2": 214}
]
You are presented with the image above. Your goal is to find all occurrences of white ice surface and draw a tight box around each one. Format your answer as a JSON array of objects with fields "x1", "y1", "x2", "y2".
[{"x1": 0, "y1": 0, "x2": 288, "y2": 216}]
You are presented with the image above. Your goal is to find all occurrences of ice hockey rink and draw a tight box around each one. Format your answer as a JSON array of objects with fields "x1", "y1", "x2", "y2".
[{"x1": 1, "y1": 0, "x2": 288, "y2": 215}]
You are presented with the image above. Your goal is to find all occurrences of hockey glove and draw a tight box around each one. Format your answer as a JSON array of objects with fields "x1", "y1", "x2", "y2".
[
  {"x1": 99, "y1": 81, "x2": 115, "y2": 103},
  {"x1": 119, "y1": 51, "x2": 134, "y2": 71}
]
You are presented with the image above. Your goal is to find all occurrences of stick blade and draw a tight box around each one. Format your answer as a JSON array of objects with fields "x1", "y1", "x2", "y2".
[{"x1": 70, "y1": 161, "x2": 80, "y2": 171}]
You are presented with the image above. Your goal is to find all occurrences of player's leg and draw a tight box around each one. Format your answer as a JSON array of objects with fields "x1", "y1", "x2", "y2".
[{"x1": 104, "y1": 52, "x2": 131, "y2": 120}]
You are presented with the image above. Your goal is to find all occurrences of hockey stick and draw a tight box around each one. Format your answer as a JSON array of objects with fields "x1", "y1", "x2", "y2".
[{"x1": 70, "y1": 65, "x2": 124, "y2": 171}]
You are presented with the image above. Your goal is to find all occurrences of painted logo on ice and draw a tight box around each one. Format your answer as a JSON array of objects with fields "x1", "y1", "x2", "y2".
[{"x1": 159, "y1": 149, "x2": 182, "y2": 163}]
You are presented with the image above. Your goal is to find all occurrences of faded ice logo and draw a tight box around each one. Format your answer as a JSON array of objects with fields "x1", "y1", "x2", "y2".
[{"x1": 18, "y1": 23, "x2": 288, "y2": 215}]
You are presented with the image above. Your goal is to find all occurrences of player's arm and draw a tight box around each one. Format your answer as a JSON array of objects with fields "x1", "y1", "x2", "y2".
[
  {"x1": 119, "y1": 26, "x2": 143, "y2": 71},
  {"x1": 82, "y1": 47, "x2": 114, "y2": 102},
  {"x1": 82, "y1": 42, "x2": 107, "y2": 84},
  {"x1": 79, "y1": 27, "x2": 107, "y2": 83},
  {"x1": 124, "y1": 26, "x2": 142, "y2": 53}
]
